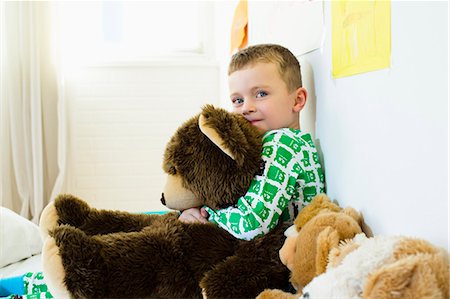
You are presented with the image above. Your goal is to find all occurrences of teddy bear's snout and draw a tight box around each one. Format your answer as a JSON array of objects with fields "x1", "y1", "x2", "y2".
[{"x1": 160, "y1": 193, "x2": 166, "y2": 206}]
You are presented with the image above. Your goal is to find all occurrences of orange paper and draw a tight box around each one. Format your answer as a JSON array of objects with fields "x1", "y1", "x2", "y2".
[{"x1": 230, "y1": 0, "x2": 248, "y2": 54}]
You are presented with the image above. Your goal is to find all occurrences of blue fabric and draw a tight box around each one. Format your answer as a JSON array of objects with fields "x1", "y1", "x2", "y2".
[
  {"x1": 142, "y1": 211, "x2": 170, "y2": 215},
  {"x1": 0, "y1": 275, "x2": 24, "y2": 296}
]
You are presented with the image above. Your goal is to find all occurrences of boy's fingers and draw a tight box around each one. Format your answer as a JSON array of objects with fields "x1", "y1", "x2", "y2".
[
  {"x1": 180, "y1": 214, "x2": 197, "y2": 223},
  {"x1": 200, "y1": 207, "x2": 209, "y2": 218},
  {"x1": 179, "y1": 208, "x2": 208, "y2": 224}
]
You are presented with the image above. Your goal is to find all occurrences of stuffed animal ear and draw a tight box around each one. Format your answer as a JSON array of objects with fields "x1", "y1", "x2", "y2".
[
  {"x1": 342, "y1": 207, "x2": 363, "y2": 227},
  {"x1": 363, "y1": 254, "x2": 446, "y2": 299},
  {"x1": 328, "y1": 239, "x2": 361, "y2": 268},
  {"x1": 199, "y1": 113, "x2": 237, "y2": 162},
  {"x1": 314, "y1": 226, "x2": 341, "y2": 276},
  {"x1": 294, "y1": 194, "x2": 341, "y2": 231},
  {"x1": 198, "y1": 105, "x2": 260, "y2": 167}
]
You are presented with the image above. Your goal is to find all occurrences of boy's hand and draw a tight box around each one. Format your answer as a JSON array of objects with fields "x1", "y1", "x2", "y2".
[{"x1": 179, "y1": 207, "x2": 209, "y2": 223}]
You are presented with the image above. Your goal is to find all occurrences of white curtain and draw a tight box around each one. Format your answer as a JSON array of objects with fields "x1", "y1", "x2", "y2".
[{"x1": 1, "y1": 2, "x2": 67, "y2": 223}]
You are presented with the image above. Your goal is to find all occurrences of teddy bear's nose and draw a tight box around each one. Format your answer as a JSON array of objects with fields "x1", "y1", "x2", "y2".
[{"x1": 160, "y1": 193, "x2": 166, "y2": 206}]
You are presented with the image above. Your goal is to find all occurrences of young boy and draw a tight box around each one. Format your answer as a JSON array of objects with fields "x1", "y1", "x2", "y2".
[{"x1": 180, "y1": 44, "x2": 325, "y2": 240}]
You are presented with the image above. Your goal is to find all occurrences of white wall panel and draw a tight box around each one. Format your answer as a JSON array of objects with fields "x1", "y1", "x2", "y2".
[{"x1": 64, "y1": 65, "x2": 220, "y2": 212}]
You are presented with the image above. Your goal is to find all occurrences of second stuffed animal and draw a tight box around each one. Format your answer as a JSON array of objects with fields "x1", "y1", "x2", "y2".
[
  {"x1": 300, "y1": 233, "x2": 449, "y2": 299},
  {"x1": 257, "y1": 194, "x2": 363, "y2": 299}
]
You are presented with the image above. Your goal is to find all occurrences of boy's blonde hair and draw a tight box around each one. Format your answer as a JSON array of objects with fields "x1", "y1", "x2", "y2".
[{"x1": 228, "y1": 44, "x2": 302, "y2": 92}]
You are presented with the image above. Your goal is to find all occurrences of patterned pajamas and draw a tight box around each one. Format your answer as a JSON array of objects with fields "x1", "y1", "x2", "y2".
[{"x1": 204, "y1": 128, "x2": 325, "y2": 240}]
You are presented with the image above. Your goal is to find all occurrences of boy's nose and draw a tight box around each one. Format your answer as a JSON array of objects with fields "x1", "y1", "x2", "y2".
[{"x1": 242, "y1": 100, "x2": 256, "y2": 114}]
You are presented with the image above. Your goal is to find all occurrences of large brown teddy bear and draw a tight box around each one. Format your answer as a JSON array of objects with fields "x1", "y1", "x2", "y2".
[
  {"x1": 257, "y1": 194, "x2": 363, "y2": 299},
  {"x1": 39, "y1": 105, "x2": 291, "y2": 299}
]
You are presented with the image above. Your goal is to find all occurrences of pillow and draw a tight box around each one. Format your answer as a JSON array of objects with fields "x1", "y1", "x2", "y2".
[{"x1": 0, "y1": 207, "x2": 43, "y2": 268}]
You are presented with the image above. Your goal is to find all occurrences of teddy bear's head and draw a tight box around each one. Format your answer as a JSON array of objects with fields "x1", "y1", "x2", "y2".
[
  {"x1": 279, "y1": 194, "x2": 363, "y2": 292},
  {"x1": 161, "y1": 105, "x2": 262, "y2": 211}
]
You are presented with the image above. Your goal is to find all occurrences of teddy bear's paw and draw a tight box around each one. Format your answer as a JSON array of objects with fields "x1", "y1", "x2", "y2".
[
  {"x1": 53, "y1": 194, "x2": 92, "y2": 228},
  {"x1": 42, "y1": 237, "x2": 72, "y2": 299},
  {"x1": 47, "y1": 225, "x2": 107, "y2": 298},
  {"x1": 256, "y1": 289, "x2": 299, "y2": 299},
  {"x1": 39, "y1": 194, "x2": 92, "y2": 239},
  {"x1": 50, "y1": 224, "x2": 92, "y2": 247}
]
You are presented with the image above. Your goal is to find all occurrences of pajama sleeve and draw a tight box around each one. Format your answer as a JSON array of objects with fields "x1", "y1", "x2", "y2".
[{"x1": 203, "y1": 129, "x2": 304, "y2": 240}]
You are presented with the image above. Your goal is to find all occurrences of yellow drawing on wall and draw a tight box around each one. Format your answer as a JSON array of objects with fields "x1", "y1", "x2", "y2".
[{"x1": 332, "y1": 0, "x2": 391, "y2": 78}]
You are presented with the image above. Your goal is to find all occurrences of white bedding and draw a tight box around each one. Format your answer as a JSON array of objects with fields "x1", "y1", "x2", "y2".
[
  {"x1": 0, "y1": 254, "x2": 42, "y2": 279},
  {"x1": 0, "y1": 207, "x2": 43, "y2": 279}
]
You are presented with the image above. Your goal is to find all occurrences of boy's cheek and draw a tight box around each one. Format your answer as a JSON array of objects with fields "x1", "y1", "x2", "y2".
[{"x1": 231, "y1": 108, "x2": 243, "y2": 115}]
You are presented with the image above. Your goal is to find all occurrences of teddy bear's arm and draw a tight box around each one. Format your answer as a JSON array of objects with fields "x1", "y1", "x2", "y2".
[
  {"x1": 42, "y1": 194, "x2": 177, "y2": 236},
  {"x1": 76, "y1": 209, "x2": 175, "y2": 235}
]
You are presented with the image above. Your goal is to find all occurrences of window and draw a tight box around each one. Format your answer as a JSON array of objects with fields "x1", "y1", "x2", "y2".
[{"x1": 54, "y1": 1, "x2": 213, "y2": 65}]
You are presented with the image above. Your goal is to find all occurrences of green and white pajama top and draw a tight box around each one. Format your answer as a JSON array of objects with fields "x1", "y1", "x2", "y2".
[{"x1": 204, "y1": 128, "x2": 325, "y2": 240}]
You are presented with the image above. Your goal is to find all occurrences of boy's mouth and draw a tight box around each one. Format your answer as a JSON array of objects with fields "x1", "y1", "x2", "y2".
[{"x1": 248, "y1": 119, "x2": 262, "y2": 125}]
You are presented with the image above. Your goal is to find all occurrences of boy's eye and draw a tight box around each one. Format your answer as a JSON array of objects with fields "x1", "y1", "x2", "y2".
[
  {"x1": 256, "y1": 91, "x2": 268, "y2": 98},
  {"x1": 232, "y1": 98, "x2": 244, "y2": 105}
]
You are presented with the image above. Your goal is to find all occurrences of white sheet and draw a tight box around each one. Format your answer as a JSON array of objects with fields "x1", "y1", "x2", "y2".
[
  {"x1": 0, "y1": 254, "x2": 42, "y2": 279},
  {"x1": 0, "y1": 207, "x2": 43, "y2": 269}
]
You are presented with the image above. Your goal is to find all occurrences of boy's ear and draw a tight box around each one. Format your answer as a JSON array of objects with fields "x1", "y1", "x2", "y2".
[{"x1": 293, "y1": 87, "x2": 307, "y2": 112}]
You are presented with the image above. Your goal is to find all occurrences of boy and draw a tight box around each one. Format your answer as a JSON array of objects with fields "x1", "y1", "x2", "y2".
[{"x1": 180, "y1": 44, "x2": 325, "y2": 240}]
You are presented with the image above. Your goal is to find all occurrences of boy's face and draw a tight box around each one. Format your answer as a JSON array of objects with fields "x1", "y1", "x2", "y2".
[{"x1": 228, "y1": 62, "x2": 305, "y2": 133}]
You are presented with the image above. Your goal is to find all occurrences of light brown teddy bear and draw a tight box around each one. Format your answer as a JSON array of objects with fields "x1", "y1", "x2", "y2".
[
  {"x1": 297, "y1": 233, "x2": 449, "y2": 299},
  {"x1": 257, "y1": 194, "x2": 364, "y2": 299}
]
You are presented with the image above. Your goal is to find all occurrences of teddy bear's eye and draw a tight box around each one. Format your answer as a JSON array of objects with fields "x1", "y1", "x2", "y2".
[{"x1": 169, "y1": 166, "x2": 177, "y2": 175}]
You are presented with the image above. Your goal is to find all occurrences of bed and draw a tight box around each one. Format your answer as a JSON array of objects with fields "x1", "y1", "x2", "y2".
[{"x1": 0, "y1": 207, "x2": 46, "y2": 298}]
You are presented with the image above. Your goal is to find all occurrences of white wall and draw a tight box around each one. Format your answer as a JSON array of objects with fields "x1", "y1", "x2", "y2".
[
  {"x1": 61, "y1": 1, "x2": 234, "y2": 213},
  {"x1": 64, "y1": 64, "x2": 219, "y2": 212},
  {"x1": 302, "y1": 1, "x2": 448, "y2": 249}
]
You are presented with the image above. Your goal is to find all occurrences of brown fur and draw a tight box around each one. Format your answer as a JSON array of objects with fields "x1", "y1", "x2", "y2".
[
  {"x1": 257, "y1": 195, "x2": 363, "y2": 299},
  {"x1": 290, "y1": 208, "x2": 363, "y2": 290},
  {"x1": 363, "y1": 239, "x2": 450, "y2": 299},
  {"x1": 293, "y1": 194, "x2": 342, "y2": 230},
  {"x1": 163, "y1": 104, "x2": 262, "y2": 210},
  {"x1": 328, "y1": 239, "x2": 361, "y2": 268},
  {"x1": 40, "y1": 106, "x2": 290, "y2": 299}
]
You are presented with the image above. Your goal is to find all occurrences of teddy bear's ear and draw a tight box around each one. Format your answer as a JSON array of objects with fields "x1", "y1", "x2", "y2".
[
  {"x1": 199, "y1": 113, "x2": 237, "y2": 162},
  {"x1": 342, "y1": 207, "x2": 363, "y2": 227},
  {"x1": 363, "y1": 254, "x2": 445, "y2": 299},
  {"x1": 314, "y1": 226, "x2": 341, "y2": 276},
  {"x1": 328, "y1": 239, "x2": 361, "y2": 268},
  {"x1": 294, "y1": 194, "x2": 341, "y2": 231},
  {"x1": 198, "y1": 105, "x2": 260, "y2": 166}
]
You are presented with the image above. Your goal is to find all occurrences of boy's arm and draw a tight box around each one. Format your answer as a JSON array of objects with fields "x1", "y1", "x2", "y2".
[{"x1": 204, "y1": 130, "x2": 306, "y2": 240}]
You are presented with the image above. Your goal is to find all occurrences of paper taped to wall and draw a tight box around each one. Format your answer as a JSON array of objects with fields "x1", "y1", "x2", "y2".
[{"x1": 248, "y1": 0, "x2": 324, "y2": 56}]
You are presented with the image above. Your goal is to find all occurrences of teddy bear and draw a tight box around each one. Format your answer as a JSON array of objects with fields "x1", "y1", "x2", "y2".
[
  {"x1": 39, "y1": 105, "x2": 291, "y2": 299},
  {"x1": 298, "y1": 233, "x2": 449, "y2": 299},
  {"x1": 257, "y1": 194, "x2": 364, "y2": 299}
]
